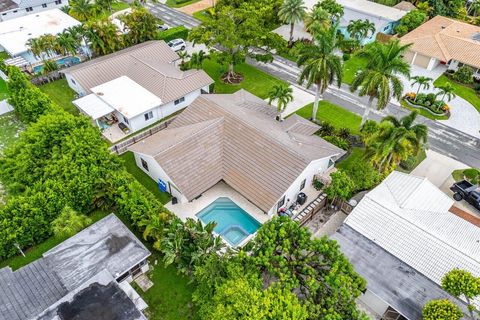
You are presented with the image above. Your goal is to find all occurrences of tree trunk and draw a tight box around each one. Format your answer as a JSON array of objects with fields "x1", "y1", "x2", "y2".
[
  {"x1": 465, "y1": 297, "x2": 475, "y2": 320},
  {"x1": 312, "y1": 85, "x2": 322, "y2": 121},
  {"x1": 361, "y1": 96, "x2": 375, "y2": 126},
  {"x1": 414, "y1": 85, "x2": 421, "y2": 102},
  {"x1": 288, "y1": 23, "x2": 295, "y2": 48}
]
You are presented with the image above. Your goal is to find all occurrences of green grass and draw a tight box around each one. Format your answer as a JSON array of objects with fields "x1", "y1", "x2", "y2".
[
  {"x1": 396, "y1": 148, "x2": 427, "y2": 173},
  {"x1": 452, "y1": 169, "x2": 465, "y2": 182},
  {"x1": 0, "y1": 113, "x2": 24, "y2": 155},
  {"x1": 342, "y1": 55, "x2": 368, "y2": 85},
  {"x1": 38, "y1": 79, "x2": 78, "y2": 115},
  {"x1": 120, "y1": 152, "x2": 172, "y2": 204},
  {"x1": 202, "y1": 59, "x2": 288, "y2": 99},
  {"x1": 0, "y1": 211, "x2": 109, "y2": 270},
  {"x1": 295, "y1": 100, "x2": 362, "y2": 135},
  {"x1": 0, "y1": 51, "x2": 10, "y2": 60},
  {"x1": 193, "y1": 9, "x2": 212, "y2": 23},
  {"x1": 0, "y1": 78, "x2": 9, "y2": 100},
  {"x1": 400, "y1": 99, "x2": 449, "y2": 120},
  {"x1": 434, "y1": 75, "x2": 480, "y2": 113},
  {"x1": 135, "y1": 254, "x2": 198, "y2": 320},
  {"x1": 336, "y1": 147, "x2": 366, "y2": 170},
  {"x1": 166, "y1": 0, "x2": 202, "y2": 7},
  {"x1": 111, "y1": 1, "x2": 130, "y2": 12}
]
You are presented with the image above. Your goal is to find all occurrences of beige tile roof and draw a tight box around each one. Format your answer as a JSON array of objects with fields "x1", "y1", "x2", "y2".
[
  {"x1": 129, "y1": 90, "x2": 344, "y2": 212},
  {"x1": 400, "y1": 16, "x2": 480, "y2": 68},
  {"x1": 393, "y1": 1, "x2": 416, "y2": 12},
  {"x1": 62, "y1": 41, "x2": 214, "y2": 104}
]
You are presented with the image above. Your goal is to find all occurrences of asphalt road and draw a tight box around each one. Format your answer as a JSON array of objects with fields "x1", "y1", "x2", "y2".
[{"x1": 146, "y1": 2, "x2": 480, "y2": 168}]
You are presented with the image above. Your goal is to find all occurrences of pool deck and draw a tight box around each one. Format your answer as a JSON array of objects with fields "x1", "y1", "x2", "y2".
[{"x1": 165, "y1": 181, "x2": 270, "y2": 225}]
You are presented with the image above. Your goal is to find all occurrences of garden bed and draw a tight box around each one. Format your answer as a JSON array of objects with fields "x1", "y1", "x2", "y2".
[
  {"x1": 434, "y1": 74, "x2": 480, "y2": 113},
  {"x1": 401, "y1": 97, "x2": 449, "y2": 120}
]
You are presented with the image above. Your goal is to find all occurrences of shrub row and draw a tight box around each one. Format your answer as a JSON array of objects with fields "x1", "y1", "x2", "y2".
[{"x1": 156, "y1": 25, "x2": 189, "y2": 42}]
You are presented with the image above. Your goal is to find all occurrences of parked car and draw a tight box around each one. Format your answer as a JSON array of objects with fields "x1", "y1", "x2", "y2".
[
  {"x1": 168, "y1": 39, "x2": 186, "y2": 52},
  {"x1": 157, "y1": 24, "x2": 169, "y2": 31},
  {"x1": 450, "y1": 180, "x2": 480, "y2": 210}
]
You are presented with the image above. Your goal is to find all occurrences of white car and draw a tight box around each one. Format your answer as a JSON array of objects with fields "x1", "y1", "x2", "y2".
[
  {"x1": 167, "y1": 39, "x2": 186, "y2": 52},
  {"x1": 157, "y1": 24, "x2": 169, "y2": 31}
]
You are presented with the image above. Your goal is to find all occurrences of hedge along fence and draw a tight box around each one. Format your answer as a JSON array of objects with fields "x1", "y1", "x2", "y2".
[{"x1": 156, "y1": 26, "x2": 189, "y2": 42}]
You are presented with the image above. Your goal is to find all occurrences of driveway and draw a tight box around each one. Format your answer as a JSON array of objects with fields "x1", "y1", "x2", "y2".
[
  {"x1": 411, "y1": 149, "x2": 479, "y2": 216},
  {"x1": 265, "y1": 84, "x2": 314, "y2": 117},
  {"x1": 273, "y1": 22, "x2": 312, "y2": 42}
]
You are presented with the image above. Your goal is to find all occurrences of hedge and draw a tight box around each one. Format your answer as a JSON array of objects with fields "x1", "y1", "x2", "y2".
[{"x1": 156, "y1": 26, "x2": 189, "y2": 43}]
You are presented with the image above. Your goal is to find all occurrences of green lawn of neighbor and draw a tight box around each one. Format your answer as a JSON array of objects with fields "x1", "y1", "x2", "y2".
[
  {"x1": 0, "y1": 113, "x2": 24, "y2": 155},
  {"x1": 396, "y1": 148, "x2": 427, "y2": 173},
  {"x1": 135, "y1": 254, "x2": 199, "y2": 320},
  {"x1": 166, "y1": 0, "x2": 202, "y2": 7},
  {"x1": 0, "y1": 211, "x2": 109, "y2": 270},
  {"x1": 336, "y1": 147, "x2": 366, "y2": 170},
  {"x1": 0, "y1": 77, "x2": 9, "y2": 100},
  {"x1": 120, "y1": 151, "x2": 172, "y2": 204},
  {"x1": 193, "y1": 9, "x2": 212, "y2": 23},
  {"x1": 38, "y1": 79, "x2": 78, "y2": 115},
  {"x1": 295, "y1": 100, "x2": 362, "y2": 135},
  {"x1": 434, "y1": 75, "x2": 480, "y2": 113},
  {"x1": 400, "y1": 99, "x2": 449, "y2": 121},
  {"x1": 111, "y1": 1, "x2": 130, "y2": 12},
  {"x1": 202, "y1": 59, "x2": 288, "y2": 99},
  {"x1": 342, "y1": 55, "x2": 368, "y2": 85}
]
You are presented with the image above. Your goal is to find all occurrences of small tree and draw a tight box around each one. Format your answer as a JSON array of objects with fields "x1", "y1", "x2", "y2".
[
  {"x1": 422, "y1": 299, "x2": 463, "y2": 320},
  {"x1": 52, "y1": 206, "x2": 92, "y2": 238},
  {"x1": 453, "y1": 65, "x2": 474, "y2": 84},
  {"x1": 267, "y1": 84, "x2": 293, "y2": 120},
  {"x1": 325, "y1": 170, "x2": 355, "y2": 203},
  {"x1": 436, "y1": 83, "x2": 456, "y2": 103},
  {"x1": 441, "y1": 269, "x2": 480, "y2": 319},
  {"x1": 395, "y1": 9, "x2": 427, "y2": 36},
  {"x1": 411, "y1": 75, "x2": 432, "y2": 101}
]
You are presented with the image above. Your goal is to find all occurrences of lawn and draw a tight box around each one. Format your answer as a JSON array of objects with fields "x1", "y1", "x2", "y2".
[
  {"x1": 400, "y1": 99, "x2": 449, "y2": 121},
  {"x1": 120, "y1": 151, "x2": 172, "y2": 204},
  {"x1": 192, "y1": 9, "x2": 212, "y2": 23},
  {"x1": 166, "y1": 0, "x2": 202, "y2": 7},
  {"x1": 0, "y1": 51, "x2": 10, "y2": 60},
  {"x1": 0, "y1": 211, "x2": 109, "y2": 270},
  {"x1": 135, "y1": 254, "x2": 198, "y2": 320},
  {"x1": 434, "y1": 75, "x2": 480, "y2": 113},
  {"x1": 396, "y1": 148, "x2": 427, "y2": 173},
  {"x1": 0, "y1": 77, "x2": 8, "y2": 100},
  {"x1": 336, "y1": 147, "x2": 365, "y2": 170},
  {"x1": 202, "y1": 59, "x2": 288, "y2": 99},
  {"x1": 295, "y1": 100, "x2": 362, "y2": 135},
  {"x1": 38, "y1": 79, "x2": 78, "y2": 115},
  {"x1": 0, "y1": 113, "x2": 24, "y2": 155},
  {"x1": 342, "y1": 55, "x2": 368, "y2": 85}
]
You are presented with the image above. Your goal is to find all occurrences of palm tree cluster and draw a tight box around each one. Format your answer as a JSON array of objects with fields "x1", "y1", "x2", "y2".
[
  {"x1": 69, "y1": 0, "x2": 119, "y2": 22},
  {"x1": 410, "y1": 76, "x2": 456, "y2": 104},
  {"x1": 346, "y1": 19, "x2": 375, "y2": 43}
]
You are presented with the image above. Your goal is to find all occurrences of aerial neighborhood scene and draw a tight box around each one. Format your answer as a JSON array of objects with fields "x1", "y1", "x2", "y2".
[{"x1": 1, "y1": 0, "x2": 480, "y2": 317}]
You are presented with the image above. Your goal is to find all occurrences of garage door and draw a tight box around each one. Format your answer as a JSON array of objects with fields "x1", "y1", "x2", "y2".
[
  {"x1": 413, "y1": 53, "x2": 431, "y2": 68},
  {"x1": 402, "y1": 50, "x2": 415, "y2": 64}
]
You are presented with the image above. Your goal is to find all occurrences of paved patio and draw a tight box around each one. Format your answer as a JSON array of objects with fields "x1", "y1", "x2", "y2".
[{"x1": 102, "y1": 124, "x2": 128, "y2": 143}]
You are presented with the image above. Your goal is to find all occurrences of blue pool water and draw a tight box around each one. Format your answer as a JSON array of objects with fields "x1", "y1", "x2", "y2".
[
  {"x1": 33, "y1": 56, "x2": 81, "y2": 74},
  {"x1": 196, "y1": 197, "x2": 261, "y2": 246}
]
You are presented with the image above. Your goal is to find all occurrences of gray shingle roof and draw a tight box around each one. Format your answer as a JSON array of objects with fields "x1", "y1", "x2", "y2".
[
  {"x1": 129, "y1": 90, "x2": 344, "y2": 212},
  {"x1": 62, "y1": 41, "x2": 214, "y2": 104}
]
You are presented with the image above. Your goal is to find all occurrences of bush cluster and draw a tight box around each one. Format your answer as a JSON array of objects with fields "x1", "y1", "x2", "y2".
[
  {"x1": 316, "y1": 121, "x2": 352, "y2": 150},
  {"x1": 156, "y1": 26, "x2": 189, "y2": 42},
  {"x1": 453, "y1": 66, "x2": 474, "y2": 84},
  {"x1": 405, "y1": 92, "x2": 447, "y2": 114}
]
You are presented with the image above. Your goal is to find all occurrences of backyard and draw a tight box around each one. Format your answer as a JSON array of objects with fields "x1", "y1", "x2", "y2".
[
  {"x1": 434, "y1": 75, "x2": 480, "y2": 113},
  {"x1": 202, "y1": 59, "x2": 288, "y2": 99},
  {"x1": 38, "y1": 79, "x2": 78, "y2": 115}
]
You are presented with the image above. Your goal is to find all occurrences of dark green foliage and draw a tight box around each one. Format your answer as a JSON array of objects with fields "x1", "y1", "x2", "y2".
[
  {"x1": 395, "y1": 9, "x2": 427, "y2": 36},
  {"x1": 156, "y1": 25, "x2": 189, "y2": 42},
  {"x1": 323, "y1": 135, "x2": 350, "y2": 150},
  {"x1": 344, "y1": 161, "x2": 381, "y2": 191},
  {"x1": 453, "y1": 66, "x2": 474, "y2": 84},
  {"x1": 317, "y1": 120, "x2": 335, "y2": 136},
  {"x1": 428, "y1": 0, "x2": 464, "y2": 17},
  {"x1": 400, "y1": 154, "x2": 417, "y2": 171},
  {"x1": 337, "y1": 127, "x2": 351, "y2": 139}
]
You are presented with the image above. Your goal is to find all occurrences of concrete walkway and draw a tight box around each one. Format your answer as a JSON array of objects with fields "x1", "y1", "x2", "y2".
[
  {"x1": 177, "y1": 0, "x2": 215, "y2": 15},
  {"x1": 264, "y1": 84, "x2": 314, "y2": 117},
  {"x1": 0, "y1": 100, "x2": 13, "y2": 116}
]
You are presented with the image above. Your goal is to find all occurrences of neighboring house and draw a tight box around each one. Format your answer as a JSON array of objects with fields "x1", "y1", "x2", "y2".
[
  {"x1": 0, "y1": 0, "x2": 67, "y2": 22},
  {"x1": 129, "y1": 89, "x2": 345, "y2": 216},
  {"x1": 0, "y1": 9, "x2": 81, "y2": 67},
  {"x1": 0, "y1": 214, "x2": 151, "y2": 320},
  {"x1": 332, "y1": 171, "x2": 479, "y2": 320},
  {"x1": 62, "y1": 41, "x2": 213, "y2": 141},
  {"x1": 400, "y1": 15, "x2": 480, "y2": 76}
]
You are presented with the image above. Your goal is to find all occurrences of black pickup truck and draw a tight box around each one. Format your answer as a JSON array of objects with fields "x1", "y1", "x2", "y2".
[{"x1": 450, "y1": 180, "x2": 480, "y2": 210}]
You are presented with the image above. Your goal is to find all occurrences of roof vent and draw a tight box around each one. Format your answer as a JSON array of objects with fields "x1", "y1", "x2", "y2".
[
  {"x1": 441, "y1": 26, "x2": 446, "y2": 29},
  {"x1": 97, "y1": 92, "x2": 104, "y2": 96}
]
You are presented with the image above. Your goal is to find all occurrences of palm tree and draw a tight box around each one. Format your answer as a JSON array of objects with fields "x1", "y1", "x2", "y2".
[
  {"x1": 95, "y1": 0, "x2": 118, "y2": 12},
  {"x1": 268, "y1": 84, "x2": 294, "y2": 120},
  {"x1": 278, "y1": 0, "x2": 307, "y2": 47},
  {"x1": 69, "y1": 0, "x2": 95, "y2": 21},
  {"x1": 138, "y1": 211, "x2": 171, "y2": 250},
  {"x1": 347, "y1": 19, "x2": 376, "y2": 43},
  {"x1": 189, "y1": 50, "x2": 207, "y2": 69},
  {"x1": 84, "y1": 19, "x2": 122, "y2": 56},
  {"x1": 297, "y1": 26, "x2": 342, "y2": 120},
  {"x1": 304, "y1": 6, "x2": 330, "y2": 35},
  {"x1": 436, "y1": 83, "x2": 456, "y2": 103},
  {"x1": 366, "y1": 111, "x2": 427, "y2": 173},
  {"x1": 56, "y1": 31, "x2": 80, "y2": 56},
  {"x1": 51, "y1": 206, "x2": 92, "y2": 238},
  {"x1": 178, "y1": 50, "x2": 190, "y2": 69},
  {"x1": 468, "y1": 0, "x2": 480, "y2": 16},
  {"x1": 27, "y1": 38, "x2": 45, "y2": 60},
  {"x1": 350, "y1": 40, "x2": 411, "y2": 125},
  {"x1": 411, "y1": 76, "x2": 432, "y2": 101}
]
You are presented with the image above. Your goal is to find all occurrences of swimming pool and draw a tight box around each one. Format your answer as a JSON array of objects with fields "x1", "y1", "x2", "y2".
[
  {"x1": 196, "y1": 197, "x2": 261, "y2": 247},
  {"x1": 33, "y1": 56, "x2": 81, "y2": 74}
]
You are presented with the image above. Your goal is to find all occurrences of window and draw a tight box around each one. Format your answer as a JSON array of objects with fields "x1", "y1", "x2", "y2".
[
  {"x1": 13, "y1": 10, "x2": 17, "y2": 12},
  {"x1": 277, "y1": 196, "x2": 285, "y2": 210},
  {"x1": 1, "y1": 13, "x2": 6, "y2": 15},
  {"x1": 42, "y1": 3, "x2": 47, "y2": 7},
  {"x1": 25, "y1": 6, "x2": 33, "y2": 11},
  {"x1": 54, "y1": 0, "x2": 62, "y2": 4},
  {"x1": 144, "y1": 111, "x2": 153, "y2": 121},
  {"x1": 123, "y1": 116, "x2": 129, "y2": 125},
  {"x1": 174, "y1": 97, "x2": 185, "y2": 105},
  {"x1": 300, "y1": 179, "x2": 306, "y2": 191},
  {"x1": 141, "y1": 158, "x2": 149, "y2": 171},
  {"x1": 328, "y1": 158, "x2": 335, "y2": 168},
  {"x1": 70, "y1": 78, "x2": 76, "y2": 85}
]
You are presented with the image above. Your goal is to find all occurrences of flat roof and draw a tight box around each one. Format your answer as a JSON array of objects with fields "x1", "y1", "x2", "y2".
[
  {"x1": 73, "y1": 93, "x2": 115, "y2": 120},
  {"x1": 91, "y1": 76, "x2": 162, "y2": 118},
  {"x1": 0, "y1": 9, "x2": 81, "y2": 56}
]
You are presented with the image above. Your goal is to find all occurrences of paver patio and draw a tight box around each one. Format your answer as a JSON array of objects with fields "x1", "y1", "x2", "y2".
[{"x1": 177, "y1": 0, "x2": 215, "y2": 15}]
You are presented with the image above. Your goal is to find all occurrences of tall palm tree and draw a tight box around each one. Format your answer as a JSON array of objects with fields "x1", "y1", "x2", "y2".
[
  {"x1": 350, "y1": 40, "x2": 411, "y2": 125},
  {"x1": 436, "y1": 83, "x2": 456, "y2": 103},
  {"x1": 69, "y1": 0, "x2": 96, "y2": 22},
  {"x1": 84, "y1": 19, "x2": 122, "y2": 56},
  {"x1": 56, "y1": 31, "x2": 80, "y2": 56},
  {"x1": 278, "y1": 0, "x2": 307, "y2": 47},
  {"x1": 304, "y1": 6, "x2": 330, "y2": 35},
  {"x1": 27, "y1": 38, "x2": 45, "y2": 60},
  {"x1": 347, "y1": 19, "x2": 375, "y2": 43},
  {"x1": 366, "y1": 111, "x2": 427, "y2": 173},
  {"x1": 297, "y1": 26, "x2": 342, "y2": 120},
  {"x1": 268, "y1": 84, "x2": 294, "y2": 119},
  {"x1": 411, "y1": 75, "x2": 432, "y2": 101}
]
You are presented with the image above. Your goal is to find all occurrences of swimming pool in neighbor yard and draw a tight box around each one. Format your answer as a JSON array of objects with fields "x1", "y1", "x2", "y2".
[{"x1": 196, "y1": 197, "x2": 261, "y2": 247}]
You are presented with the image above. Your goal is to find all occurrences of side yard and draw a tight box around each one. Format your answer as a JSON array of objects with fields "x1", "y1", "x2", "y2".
[{"x1": 38, "y1": 79, "x2": 78, "y2": 115}]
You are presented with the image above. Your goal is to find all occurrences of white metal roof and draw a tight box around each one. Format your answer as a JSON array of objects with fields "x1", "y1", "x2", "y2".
[
  {"x1": 337, "y1": 0, "x2": 407, "y2": 21},
  {"x1": 0, "y1": 9, "x2": 81, "y2": 56},
  {"x1": 90, "y1": 76, "x2": 162, "y2": 118},
  {"x1": 73, "y1": 93, "x2": 114, "y2": 120},
  {"x1": 345, "y1": 171, "x2": 480, "y2": 286}
]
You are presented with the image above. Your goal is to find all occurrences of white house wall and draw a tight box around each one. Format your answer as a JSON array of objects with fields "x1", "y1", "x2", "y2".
[
  {"x1": 0, "y1": 0, "x2": 69, "y2": 21},
  {"x1": 133, "y1": 152, "x2": 187, "y2": 203},
  {"x1": 65, "y1": 73, "x2": 87, "y2": 96},
  {"x1": 268, "y1": 157, "x2": 332, "y2": 216}
]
